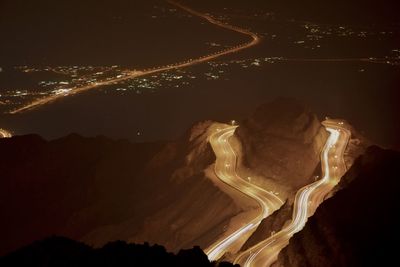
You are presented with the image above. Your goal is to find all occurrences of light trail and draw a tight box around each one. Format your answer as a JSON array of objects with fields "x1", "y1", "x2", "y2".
[
  {"x1": 0, "y1": 128, "x2": 12, "y2": 138},
  {"x1": 206, "y1": 125, "x2": 283, "y2": 261},
  {"x1": 9, "y1": 1, "x2": 260, "y2": 114},
  {"x1": 234, "y1": 119, "x2": 351, "y2": 267}
]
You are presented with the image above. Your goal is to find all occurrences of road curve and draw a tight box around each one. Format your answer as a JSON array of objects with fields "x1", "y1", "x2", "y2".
[
  {"x1": 0, "y1": 128, "x2": 12, "y2": 138},
  {"x1": 205, "y1": 124, "x2": 283, "y2": 261},
  {"x1": 10, "y1": 1, "x2": 259, "y2": 114},
  {"x1": 234, "y1": 119, "x2": 351, "y2": 267}
]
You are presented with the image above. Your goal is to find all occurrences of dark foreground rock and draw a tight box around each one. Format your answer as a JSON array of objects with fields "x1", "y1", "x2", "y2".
[{"x1": 0, "y1": 236, "x2": 238, "y2": 267}]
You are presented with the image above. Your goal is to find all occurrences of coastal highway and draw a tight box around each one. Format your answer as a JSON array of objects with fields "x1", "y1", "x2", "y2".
[
  {"x1": 10, "y1": 1, "x2": 259, "y2": 114},
  {"x1": 205, "y1": 125, "x2": 283, "y2": 261},
  {"x1": 0, "y1": 129, "x2": 12, "y2": 138},
  {"x1": 234, "y1": 119, "x2": 351, "y2": 267}
]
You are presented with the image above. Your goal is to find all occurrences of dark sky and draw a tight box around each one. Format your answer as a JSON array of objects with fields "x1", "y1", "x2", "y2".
[
  {"x1": 183, "y1": 0, "x2": 400, "y2": 23},
  {"x1": 1, "y1": 0, "x2": 399, "y2": 66},
  {"x1": 0, "y1": 0, "x2": 190, "y2": 67},
  {"x1": 0, "y1": 0, "x2": 244, "y2": 67}
]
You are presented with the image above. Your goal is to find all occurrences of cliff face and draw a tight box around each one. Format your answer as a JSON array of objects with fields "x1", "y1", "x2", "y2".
[
  {"x1": 236, "y1": 98, "x2": 328, "y2": 193},
  {"x1": 0, "y1": 121, "x2": 239, "y2": 255},
  {"x1": 273, "y1": 146, "x2": 400, "y2": 267}
]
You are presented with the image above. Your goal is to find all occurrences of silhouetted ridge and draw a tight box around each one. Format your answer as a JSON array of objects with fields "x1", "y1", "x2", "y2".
[
  {"x1": 0, "y1": 236, "x2": 238, "y2": 267},
  {"x1": 0, "y1": 123, "x2": 236, "y2": 257}
]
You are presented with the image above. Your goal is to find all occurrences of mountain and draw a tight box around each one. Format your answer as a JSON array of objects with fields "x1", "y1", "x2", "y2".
[
  {"x1": 0, "y1": 98, "x2": 347, "y2": 260},
  {"x1": 0, "y1": 121, "x2": 240, "y2": 256},
  {"x1": 236, "y1": 98, "x2": 328, "y2": 195},
  {"x1": 0, "y1": 236, "x2": 237, "y2": 267},
  {"x1": 272, "y1": 146, "x2": 400, "y2": 266}
]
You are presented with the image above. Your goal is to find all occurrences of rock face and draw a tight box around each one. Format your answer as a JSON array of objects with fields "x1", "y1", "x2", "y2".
[
  {"x1": 0, "y1": 121, "x2": 239, "y2": 256},
  {"x1": 273, "y1": 146, "x2": 400, "y2": 267},
  {"x1": 236, "y1": 98, "x2": 327, "y2": 193}
]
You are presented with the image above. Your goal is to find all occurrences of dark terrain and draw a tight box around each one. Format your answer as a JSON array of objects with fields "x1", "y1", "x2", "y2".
[
  {"x1": 0, "y1": 236, "x2": 237, "y2": 267},
  {"x1": 0, "y1": 124, "x2": 238, "y2": 256},
  {"x1": 0, "y1": 99, "x2": 330, "y2": 257},
  {"x1": 273, "y1": 146, "x2": 400, "y2": 266},
  {"x1": 0, "y1": 99, "x2": 399, "y2": 266}
]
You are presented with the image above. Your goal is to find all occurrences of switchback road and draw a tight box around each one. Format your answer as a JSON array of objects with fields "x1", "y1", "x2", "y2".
[
  {"x1": 234, "y1": 119, "x2": 351, "y2": 267},
  {"x1": 206, "y1": 124, "x2": 282, "y2": 261}
]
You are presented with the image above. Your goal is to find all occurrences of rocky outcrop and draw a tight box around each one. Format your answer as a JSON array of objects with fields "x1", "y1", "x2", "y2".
[
  {"x1": 236, "y1": 98, "x2": 328, "y2": 193},
  {"x1": 272, "y1": 146, "x2": 400, "y2": 267},
  {"x1": 240, "y1": 201, "x2": 293, "y2": 251}
]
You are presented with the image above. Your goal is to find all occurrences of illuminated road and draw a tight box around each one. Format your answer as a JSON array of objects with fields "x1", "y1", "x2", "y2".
[
  {"x1": 205, "y1": 124, "x2": 283, "y2": 261},
  {"x1": 234, "y1": 119, "x2": 351, "y2": 267},
  {"x1": 0, "y1": 128, "x2": 12, "y2": 138},
  {"x1": 10, "y1": 1, "x2": 259, "y2": 114}
]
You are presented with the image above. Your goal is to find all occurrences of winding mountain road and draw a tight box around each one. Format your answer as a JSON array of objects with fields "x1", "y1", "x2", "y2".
[
  {"x1": 10, "y1": 0, "x2": 259, "y2": 114},
  {"x1": 234, "y1": 119, "x2": 351, "y2": 267},
  {"x1": 205, "y1": 125, "x2": 283, "y2": 261}
]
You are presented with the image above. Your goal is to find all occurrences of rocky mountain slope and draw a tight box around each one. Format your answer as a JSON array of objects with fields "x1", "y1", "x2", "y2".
[
  {"x1": 272, "y1": 146, "x2": 400, "y2": 267},
  {"x1": 0, "y1": 99, "x2": 337, "y2": 259},
  {"x1": 0, "y1": 121, "x2": 239, "y2": 256}
]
